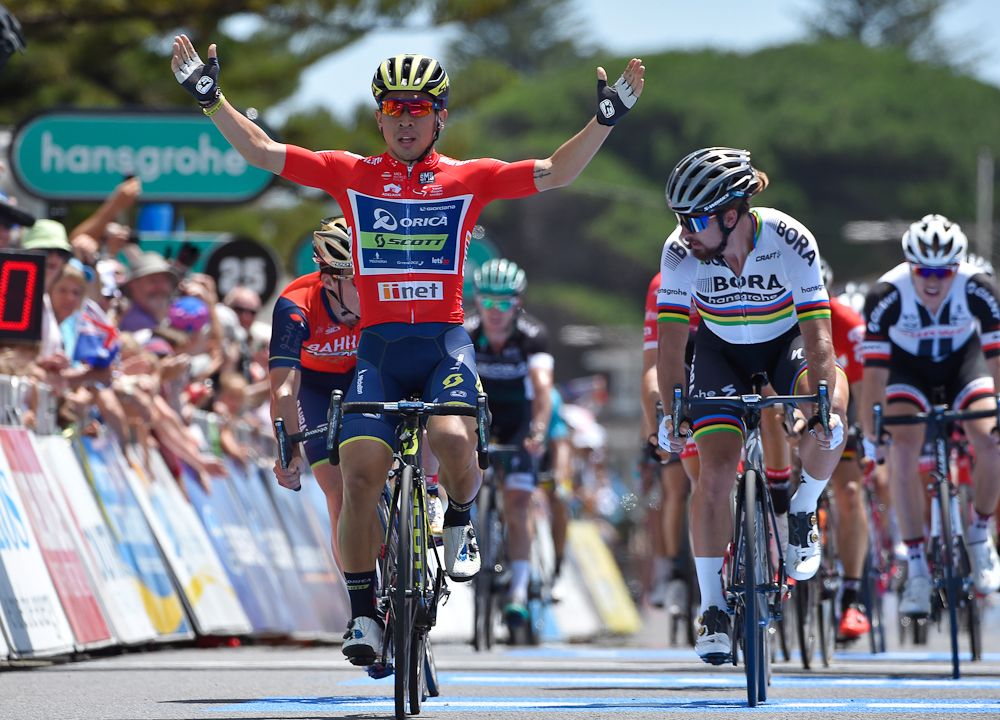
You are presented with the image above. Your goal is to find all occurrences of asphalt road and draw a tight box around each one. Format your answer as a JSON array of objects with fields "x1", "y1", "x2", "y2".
[{"x1": 4, "y1": 597, "x2": 1000, "y2": 720}]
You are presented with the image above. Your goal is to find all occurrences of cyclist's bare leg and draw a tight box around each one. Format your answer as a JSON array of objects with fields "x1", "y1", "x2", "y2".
[
  {"x1": 964, "y1": 397, "x2": 1000, "y2": 517},
  {"x1": 427, "y1": 414, "x2": 481, "y2": 506},
  {"x1": 338, "y1": 438, "x2": 393, "y2": 572},
  {"x1": 313, "y1": 460, "x2": 345, "y2": 569},
  {"x1": 504, "y1": 486, "x2": 534, "y2": 606},
  {"x1": 661, "y1": 460, "x2": 689, "y2": 559},
  {"x1": 832, "y1": 459, "x2": 867, "y2": 580},
  {"x1": 690, "y1": 430, "x2": 741, "y2": 613}
]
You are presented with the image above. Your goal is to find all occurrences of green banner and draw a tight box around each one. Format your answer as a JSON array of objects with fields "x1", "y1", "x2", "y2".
[{"x1": 10, "y1": 110, "x2": 273, "y2": 203}]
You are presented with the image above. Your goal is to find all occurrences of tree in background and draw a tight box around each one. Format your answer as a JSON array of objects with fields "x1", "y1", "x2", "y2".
[
  {"x1": 445, "y1": 0, "x2": 586, "y2": 104},
  {"x1": 805, "y1": 0, "x2": 961, "y2": 63}
]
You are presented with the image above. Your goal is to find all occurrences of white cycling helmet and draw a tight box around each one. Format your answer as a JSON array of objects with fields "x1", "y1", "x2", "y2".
[
  {"x1": 313, "y1": 216, "x2": 353, "y2": 276},
  {"x1": 901, "y1": 214, "x2": 967, "y2": 267},
  {"x1": 665, "y1": 147, "x2": 763, "y2": 214}
]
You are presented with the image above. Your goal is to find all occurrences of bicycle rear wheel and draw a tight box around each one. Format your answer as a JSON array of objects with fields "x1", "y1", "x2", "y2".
[
  {"x1": 473, "y1": 482, "x2": 499, "y2": 651},
  {"x1": 394, "y1": 465, "x2": 414, "y2": 719},
  {"x1": 795, "y1": 578, "x2": 818, "y2": 669}
]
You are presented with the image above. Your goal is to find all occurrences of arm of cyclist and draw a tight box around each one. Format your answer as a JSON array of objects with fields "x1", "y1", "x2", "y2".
[
  {"x1": 171, "y1": 35, "x2": 286, "y2": 174},
  {"x1": 269, "y1": 366, "x2": 305, "y2": 489},
  {"x1": 524, "y1": 358, "x2": 554, "y2": 456},
  {"x1": 532, "y1": 59, "x2": 644, "y2": 192},
  {"x1": 798, "y1": 317, "x2": 845, "y2": 448},
  {"x1": 860, "y1": 281, "x2": 899, "y2": 460},
  {"x1": 655, "y1": 321, "x2": 691, "y2": 453}
]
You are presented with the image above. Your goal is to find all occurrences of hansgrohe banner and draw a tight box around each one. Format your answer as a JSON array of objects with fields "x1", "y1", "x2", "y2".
[{"x1": 10, "y1": 109, "x2": 274, "y2": 203}]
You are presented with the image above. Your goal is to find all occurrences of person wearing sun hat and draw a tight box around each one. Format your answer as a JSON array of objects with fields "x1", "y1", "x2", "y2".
[
  {"x1": 119, "y1": 251, "x2": 179, "y2": 332},
  {"x1": 22, "y1": 218, "x2": 73, "y2": 290}
]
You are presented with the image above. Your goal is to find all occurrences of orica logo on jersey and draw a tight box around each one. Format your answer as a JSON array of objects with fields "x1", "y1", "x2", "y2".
[{"x1": 378, "y1": 281, "x2": 443, "y2": 301}]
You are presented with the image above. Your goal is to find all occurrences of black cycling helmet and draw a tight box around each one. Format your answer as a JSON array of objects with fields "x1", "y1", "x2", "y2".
[{"x1": 371, "y1": 54, "x2": 450, "y2": 107}]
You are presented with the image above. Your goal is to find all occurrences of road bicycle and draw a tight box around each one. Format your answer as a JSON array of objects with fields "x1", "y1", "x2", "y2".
[
  {"x1": 672, "y1": 374, "x2": 830, "y2": 707},
  {"x1": 873, "y1": 396, "x2": 998, "y2": 679},
  {"x1": 276, "y1": 390, "x2": 490, "y2": 717}
]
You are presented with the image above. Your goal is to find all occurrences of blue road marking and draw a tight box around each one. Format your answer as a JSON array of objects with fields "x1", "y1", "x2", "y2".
[
  {"x1": 340, "y1": 672, "x2": 1000, "y2": 690},
  {"x1": 502, "y1": 646, "x2": 1000, "y2": 663},
  {"x1": 209, "y1": 696, "x2": 1000, "y2": 713}
]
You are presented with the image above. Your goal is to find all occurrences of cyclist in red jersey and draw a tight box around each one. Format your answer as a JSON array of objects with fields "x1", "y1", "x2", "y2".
[
  {"x1": 172, "y1": 36, "x2": 645, "y2": 664},
  {"x1": 822, "y1": 259, "x2": 873, "y2": 639},
  {"x1": 269, "y1": 217, "x2": 361, "y2": 568}
]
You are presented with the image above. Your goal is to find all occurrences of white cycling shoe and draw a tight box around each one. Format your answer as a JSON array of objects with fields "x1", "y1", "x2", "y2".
[
  {"x1": 443, "y1": 523, "x2": 480, "y2": 582},
  {"x1": 968, "y1": 537, "x2": 1000, "y2": 594},
  {"x1": 785, "y1": 511, "x2": 822, "y2": 581},
  {"x1": 342, "y1": 616, "x2": 383, "y2": 666}
]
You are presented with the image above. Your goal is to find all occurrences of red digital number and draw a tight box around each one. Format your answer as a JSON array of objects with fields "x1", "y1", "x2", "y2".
[{"x1": 0, "y1": 260, "x2": 39, "y2": 331}]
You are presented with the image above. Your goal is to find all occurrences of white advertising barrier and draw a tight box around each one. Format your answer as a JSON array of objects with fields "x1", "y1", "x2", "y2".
[
  {"x1": 0, "y1": 432, "x2": 75, "y2": 658},
  {"x1": 76, "y1": 434, "x2": 194, "y2": 641},
  {"x1": 125, "y1": 446, "x2": 253, "y2": 637},
  {"x1": 265, "y1": 467, "x2": 351, "y2": 635},
  {"x1": 0, "y1": 428, "x2": 114, "y2": 651},
  {"x1": 34, "y1": 435, "x2": 157, "y2": 646},
  {"x1": 228, "y1": 460, "x2": 323, "y2": 637},
  {"x1": 0, "y1": 616, "x2": 8, "y2": 658}
]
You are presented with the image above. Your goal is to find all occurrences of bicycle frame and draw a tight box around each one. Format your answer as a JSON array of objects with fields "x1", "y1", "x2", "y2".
[
  {"x1": 874, "y1": 397, "x2": 999, "y2": 679},
  {"x1": 673, "y1": 374, "x2": 830, "y2": 706}
]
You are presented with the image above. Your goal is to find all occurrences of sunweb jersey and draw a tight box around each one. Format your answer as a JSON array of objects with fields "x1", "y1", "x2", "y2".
[
  {"x1": 862, "y1": 262, "x2": 1000, "y2": 366},
  {"x1": 657, "y1": 207, "x2": 830, "y2": 344},
  {"x1": 281, "y1": 145, "x2": 538, "y2": 329}
]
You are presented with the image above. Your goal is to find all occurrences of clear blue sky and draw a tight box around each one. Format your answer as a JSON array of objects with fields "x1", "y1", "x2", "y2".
[{"x1": 268, "y1": 0, "x2": 1000, "y2": 123}]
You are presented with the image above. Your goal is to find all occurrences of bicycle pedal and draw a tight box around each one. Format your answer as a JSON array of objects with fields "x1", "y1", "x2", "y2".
[{"x1": 366, "y1": 662, "x2": 394, "y2": 679}]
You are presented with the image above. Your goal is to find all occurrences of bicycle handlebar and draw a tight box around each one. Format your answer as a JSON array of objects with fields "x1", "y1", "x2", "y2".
[
  {"x1": 671, "y1": 380, "x2": 831, "y2": 438},
  {"x1": 873, "y1": 398, "x2": 1000, "y2": 446}
]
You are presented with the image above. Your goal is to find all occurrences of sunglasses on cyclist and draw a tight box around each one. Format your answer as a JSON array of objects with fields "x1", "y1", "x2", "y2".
[
  {"x1": 911, "y1": 265, "x2": 957, "y2": 280},
  {"x1": 480, "y1": 297, "x2": 517, "y2": 311},
  {"x1": 380, "y1": 98, "x2": 441, "y2": 118},
  {"x1": 675, "y1": 212, "x2": 714, "y2": 233}
]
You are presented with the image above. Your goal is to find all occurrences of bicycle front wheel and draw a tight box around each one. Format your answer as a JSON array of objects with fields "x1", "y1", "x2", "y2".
[
  {"x1": 394, "y1": 464, "x2": 414, "y2": 719},
  {"x1": 937, "y1": 481, "x2": 961, "y2": 680},
  {"x1": 740, "y1": 470, "x2": 761, "y2": 707}
]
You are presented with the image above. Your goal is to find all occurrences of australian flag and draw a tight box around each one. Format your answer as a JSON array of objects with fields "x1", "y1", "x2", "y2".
[{"x1": 73, "y1": 300, "x2": 120, "y2": 369}]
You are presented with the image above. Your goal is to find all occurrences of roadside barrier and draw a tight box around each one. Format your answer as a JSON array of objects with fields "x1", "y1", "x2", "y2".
[{"x1": 0, "y1": 374, "x2": 635, "y2": 660}]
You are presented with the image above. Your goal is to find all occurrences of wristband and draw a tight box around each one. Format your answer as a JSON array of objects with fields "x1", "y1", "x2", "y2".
[{"x1": 202, "y1": 93, "x2": 226, "y2": 117}]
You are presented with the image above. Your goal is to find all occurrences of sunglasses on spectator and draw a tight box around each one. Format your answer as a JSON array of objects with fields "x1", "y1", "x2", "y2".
[
  {"x1": 480, "y1": 297, "x2": 517, "y2": 311},
  {"x1": 229, "y1": 305, "x2": 258, "y2": 315},
  {"x1": 911, "y1": 265, "x2": 957, "y2": 279},
  {"x1": 675, "y1": 212, "x2": 714, "y2": 233},
  {"x1": 380, "y1": 98, "x2": 441, "y2": 118}
]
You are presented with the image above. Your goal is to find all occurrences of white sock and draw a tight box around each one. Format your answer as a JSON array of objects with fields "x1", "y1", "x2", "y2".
[
  {"x1": 653, "y1": 556, "x2": 672, "y2": 585},
  {"x1": 789, "y1": 468, "x2": 830, "y2": 514},
  {"x1": 906, "y1": 542, "x2": 930, "y2": 578},
  {"x1": 510, "y1": 559, "x2": 531, "y2": 605},
  {"x1": 695, "y1": 557, "x2": 726, "y2": 614},
  {"x1": 968, "y1": 512, "x2": 992, "y2": 546}
]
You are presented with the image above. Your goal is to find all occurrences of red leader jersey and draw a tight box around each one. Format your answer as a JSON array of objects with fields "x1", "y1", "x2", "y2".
[
  {"x1": 644, "y1": 272, "x2": 699, "y2": 351},
  {"x1": 281, "y1": 145, "x2": 538, "y2": 329}
]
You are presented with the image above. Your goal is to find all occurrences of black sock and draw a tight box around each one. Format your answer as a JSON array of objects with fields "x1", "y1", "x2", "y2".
[
  {"x1": 766, "y1": 467, "x2": 792, "y2": 515},
  {"x1": 841, "y1": 577, "x2": 861, "y2": 610},
  {"x1": 444, "y1": 495, "x2": 476, "y2": 528},
  {"x1": 344, "y1": 570, "x2": 378, "y2": 620}
]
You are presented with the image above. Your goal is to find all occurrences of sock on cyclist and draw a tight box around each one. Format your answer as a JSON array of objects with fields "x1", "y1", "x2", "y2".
[
  {"x1": 444, "y1": 495, "x2": 476, "y2": 528},
  {"x1": 344, "y1": 570, "x2": 379, "y2": 620},
  {"x1": 968, "y1": 511, "x2": 993, "y2": 545},
  {"x1": 695, "y1": 556, "x2": 726, "y2": 614},
  {"x1": 509, "y1": 559, "x2": 531, "y2": 606},
  {"x1": 789, "y1": 468, "x2": 830, "y2": 515},
  {"x1": 905, "y1": 537, "x2": 929, "y2": 578},
  {"x1": 766, "y1": 466, "x2": 792, "y2": 515},
  {"x1": 841, "y1": 577, "x2": 862, "y2": 610}
]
